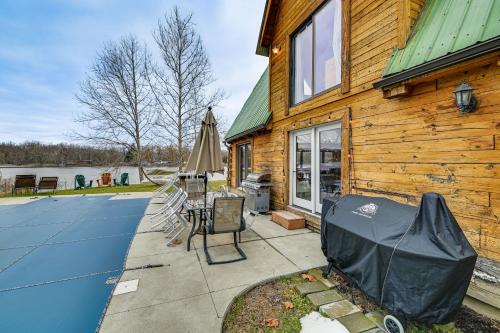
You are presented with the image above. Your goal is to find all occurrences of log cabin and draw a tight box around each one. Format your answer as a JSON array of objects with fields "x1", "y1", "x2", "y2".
[{"x1": 225, "y1": 0, "x2": 500, "y2": 314}]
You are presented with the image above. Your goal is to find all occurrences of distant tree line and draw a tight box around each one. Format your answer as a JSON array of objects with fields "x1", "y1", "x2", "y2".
[
  {"x1": 0, "y1": 142, "x2": 208, "y2": 167},
  {"x1": 0, "y1": 142, "x2": 125, "y2": 166}
]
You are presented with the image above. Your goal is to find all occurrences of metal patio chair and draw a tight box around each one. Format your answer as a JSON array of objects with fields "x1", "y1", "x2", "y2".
[
  {"x1": 152, "y1": 172, "x2": 178, "y2": 199},
  {"x1": 160, "y1": 192, "x2": 189, "y2": 245},
  {"x1": 203, "y1": 196, "x2": 247, "y2": 265},
  {"x1": 150, "y1": 190, "x2": 187, "y2": 230},
  {"x1": 149, "y1": 185, "x2": 183, "y2": 217},
  {"x1": 185, "y1": 177, "x2": 205, "y2": 208}
]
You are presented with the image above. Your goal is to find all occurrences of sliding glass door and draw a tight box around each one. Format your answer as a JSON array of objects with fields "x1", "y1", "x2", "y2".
[
  {"x1": 291, "y1": 123, "x2": 341, "y2": 213},
  {"x1": 291, "y1": 130, "x2": 313, "y2": 210}
]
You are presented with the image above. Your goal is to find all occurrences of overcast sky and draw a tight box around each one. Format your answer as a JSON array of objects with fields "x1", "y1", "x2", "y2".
[{"x1": 0, "y1": 0, "x2": 268, "y2": 143}]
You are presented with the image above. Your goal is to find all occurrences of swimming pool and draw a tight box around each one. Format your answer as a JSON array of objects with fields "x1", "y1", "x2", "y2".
[{"x1": 0, "y1": 195, "x2": 149, "y2": 332}]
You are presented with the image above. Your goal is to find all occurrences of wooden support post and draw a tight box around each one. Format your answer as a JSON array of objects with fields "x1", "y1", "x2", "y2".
[{"x1": 383, "y1": 84, "x2": 411, "y2": 99}]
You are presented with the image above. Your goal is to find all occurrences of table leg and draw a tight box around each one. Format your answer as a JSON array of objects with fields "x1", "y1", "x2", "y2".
[{"x1": 187, "y1": 210, "x2": 197, "y2": 251}]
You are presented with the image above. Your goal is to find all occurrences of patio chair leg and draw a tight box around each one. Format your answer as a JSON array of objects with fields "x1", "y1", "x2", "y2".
[
  {"x1": 203, "y1": 227, "x2": 213, "y2": 265},
  {"x1": 204, "y1": 231, "x2": 246, "y2": 265},
  {"x1": 238, "y1": 232, "x2": 241, "y2": 243}
]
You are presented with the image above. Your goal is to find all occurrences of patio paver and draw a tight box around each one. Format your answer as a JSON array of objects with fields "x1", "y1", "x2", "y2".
[
  {"x1": 306, "y1": 289, "x2": 343, "y2": 308},
  {"x1": 320, "y1": 299, "x2": 361, "y2": 318},
  {"x1": 337, "y1": 312, "x2": 377, "y2": 333},
  {"x1": 308, "y1": 268, "x2": 338, "y2": 288},
  {"x1": 295, "y1": 281, "x2": 329, "y2": 295}
]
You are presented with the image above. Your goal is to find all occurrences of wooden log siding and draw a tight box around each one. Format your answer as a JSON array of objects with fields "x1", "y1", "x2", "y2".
[{"x1": 235, "y1": 0, "x2": 500, "y2": 260}]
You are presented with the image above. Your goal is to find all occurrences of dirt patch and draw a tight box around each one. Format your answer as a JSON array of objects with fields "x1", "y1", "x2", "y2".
[
  {"x1": 454, "y1": 307, "x2": 500, "y2": 333},
  {"x1": 223, "y1": 275, "x2": 315, "y2": 333}
]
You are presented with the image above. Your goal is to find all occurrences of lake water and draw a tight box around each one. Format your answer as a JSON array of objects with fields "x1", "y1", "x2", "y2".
[
  {"x1": 0, "y1": 166, "x2": 226, "y2": 192},
  {"x1": 0, "y1": 166, "x2": 144, "y2": 190}
]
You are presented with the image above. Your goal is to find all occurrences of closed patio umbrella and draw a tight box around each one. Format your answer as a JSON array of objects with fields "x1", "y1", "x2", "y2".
[{"x1": 184, "y1": 107, "x2": 224, "y2": 207}]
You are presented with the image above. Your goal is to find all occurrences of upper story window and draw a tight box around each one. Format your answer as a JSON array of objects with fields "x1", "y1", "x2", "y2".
[{"x1": 292, "y1": 0, "x2": 342, "y2": 105}]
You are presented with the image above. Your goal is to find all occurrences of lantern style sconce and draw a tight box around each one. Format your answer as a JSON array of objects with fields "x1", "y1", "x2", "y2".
[
  {"x1": 272, "y1": 45, "x2": 281, "y2": 55},
  {"x1": 454, "y1": 81, "x2": 477, "y2": 113}
]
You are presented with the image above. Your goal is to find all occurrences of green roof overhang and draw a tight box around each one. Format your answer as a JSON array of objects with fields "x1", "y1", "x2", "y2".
[
  {"x1": 225, "y1": 67, "x2": 271, "y2": 143},
  {"x1": 374, "y1": 0, "x2": 500, "y2": 89}
]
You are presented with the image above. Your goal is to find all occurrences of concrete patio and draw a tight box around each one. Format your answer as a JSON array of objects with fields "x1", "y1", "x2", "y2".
[{"x1": 99, "y1": 197, "x2": 325, "y2": 333}]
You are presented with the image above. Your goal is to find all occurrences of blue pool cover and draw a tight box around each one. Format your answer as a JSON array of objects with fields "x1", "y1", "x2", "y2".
[{"x1": 0, "y1": 195, "x2": 149, "y2": 333}]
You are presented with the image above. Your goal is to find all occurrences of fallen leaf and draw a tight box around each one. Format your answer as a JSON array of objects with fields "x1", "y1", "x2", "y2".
[
  {"x1": 265, "y1": 318, "x2": 279, "y2": 328},
  {"x1": 167, "y1": 239, "x2": 182, "y2": 247},
  {"x1": 301, "y1": 273, "x2": 316, "y2": 282},
  {"x1": 282, "y1": 301, "x2": 294, "y2": 309}
]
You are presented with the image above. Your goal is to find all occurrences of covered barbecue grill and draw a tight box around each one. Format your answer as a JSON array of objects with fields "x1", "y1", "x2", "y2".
[
  {"x1": 321, "y1": 192, "x2": 477, "y2": 332},
  {"x1": 241, "y1": 172, "x2": 272, "y2": 213}
]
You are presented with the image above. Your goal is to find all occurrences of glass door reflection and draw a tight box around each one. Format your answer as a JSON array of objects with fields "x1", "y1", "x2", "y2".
[{"x1": 317, "y1": 126, "x2": 341, "y2": 211}]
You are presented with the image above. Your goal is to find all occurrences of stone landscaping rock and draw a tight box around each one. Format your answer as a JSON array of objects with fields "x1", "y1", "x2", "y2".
[
  {"x1": 307, "y1": 289, "x2": 343, "y2": 308},
  {"x1": 320, "y1": 299, "x2": 361, "y2": 318},
  {"x1": 337, "y1": 312, "x2": 377, "y2": 333},
  {"x1": 308, "y1": 268, "x2": 338, "y2": 289},
  {"x1": 295, "y1": 282, "x2": 329, "y2": 295}
]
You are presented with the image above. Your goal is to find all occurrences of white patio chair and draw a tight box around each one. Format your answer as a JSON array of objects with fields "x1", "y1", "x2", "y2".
[
  {"x1": 150, "y1": 191, "x2": 187, "y2": 230},
  {"x1": 149, "y1": 186, "x2": 183, "y2": 218},
  {"x1": 159, "y1": 192, "x2": 189, "y2": 245},
  {"x1": 152, "y1": 172, "x2": 178, "y2": 199}
]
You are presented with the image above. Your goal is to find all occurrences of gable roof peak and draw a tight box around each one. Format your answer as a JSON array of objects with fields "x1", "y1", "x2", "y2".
[{"x1": 256, "y1": 0, "x2": 281, "y2": 56}]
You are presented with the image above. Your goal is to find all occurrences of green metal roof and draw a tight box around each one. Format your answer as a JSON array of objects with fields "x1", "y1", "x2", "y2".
[
  {"x1": 225, "y1": 67, "x2": 271, "y2": 142},
  {"x1": 383, "y1": 0, "x2": 500, "y2": 77}
]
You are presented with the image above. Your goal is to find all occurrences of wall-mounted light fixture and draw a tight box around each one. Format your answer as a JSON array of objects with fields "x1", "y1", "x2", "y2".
[
  {"x1": 454, "y1": 81, "x2": 477, "y2": 113},
  {"x1": 272, "y1": 45, "x2": 281, "y2": 55}
]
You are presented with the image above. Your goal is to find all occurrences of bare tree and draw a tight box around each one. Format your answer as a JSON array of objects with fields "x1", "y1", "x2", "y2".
[
  {"x1": 75, "y1": 35, "x2": 155, "y2": 180},
  {"x1": 148, "y1": 6, "x2": 224, "y2": 168}
]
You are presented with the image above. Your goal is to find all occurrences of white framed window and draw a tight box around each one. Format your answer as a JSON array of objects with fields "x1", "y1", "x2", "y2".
[{"x1": 291, "y1": 0, "x2": 342, "y2": 104}]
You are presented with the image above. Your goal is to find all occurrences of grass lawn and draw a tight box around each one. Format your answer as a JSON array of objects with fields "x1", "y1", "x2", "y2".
[
  {"x1": 1, "y1": 180, "x2": 228, "y2": 198},
  {"x1": 146, "y1": 169, "x2": 176, "y2": 176},
  {"x1": 207, "y1": 179, "x2": 227, "y2": 191}
]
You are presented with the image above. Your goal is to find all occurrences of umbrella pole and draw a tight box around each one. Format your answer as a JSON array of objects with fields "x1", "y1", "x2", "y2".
[{"x1": 204, "y1": 171, "x2": 208, "y2": 208}]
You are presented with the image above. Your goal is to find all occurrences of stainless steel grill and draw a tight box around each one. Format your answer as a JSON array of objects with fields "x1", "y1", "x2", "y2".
[{"x1": 241, "y1": 172, "x2": 272, "y2": 213}]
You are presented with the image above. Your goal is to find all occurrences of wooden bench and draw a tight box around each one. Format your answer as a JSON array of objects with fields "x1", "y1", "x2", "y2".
[{"x1": 12, "y1": 175, "x2": 36, "y2": 195}]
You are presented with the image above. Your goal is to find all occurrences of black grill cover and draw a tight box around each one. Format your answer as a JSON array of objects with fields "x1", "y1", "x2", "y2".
[{"x1": 321, "y1": 192, "x2": 477, "y2": 325}]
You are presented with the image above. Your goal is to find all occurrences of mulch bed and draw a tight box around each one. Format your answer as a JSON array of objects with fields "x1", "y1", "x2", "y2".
[
  {"x1": 223, "y1": 271, "x2": 500, "y2": 333},
  {"x1": 223, "y1": 275, "x2": 315, "y2": 333},
  {"x1": 454, "y1": 307, "x2": 500, "y2": 333}
]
